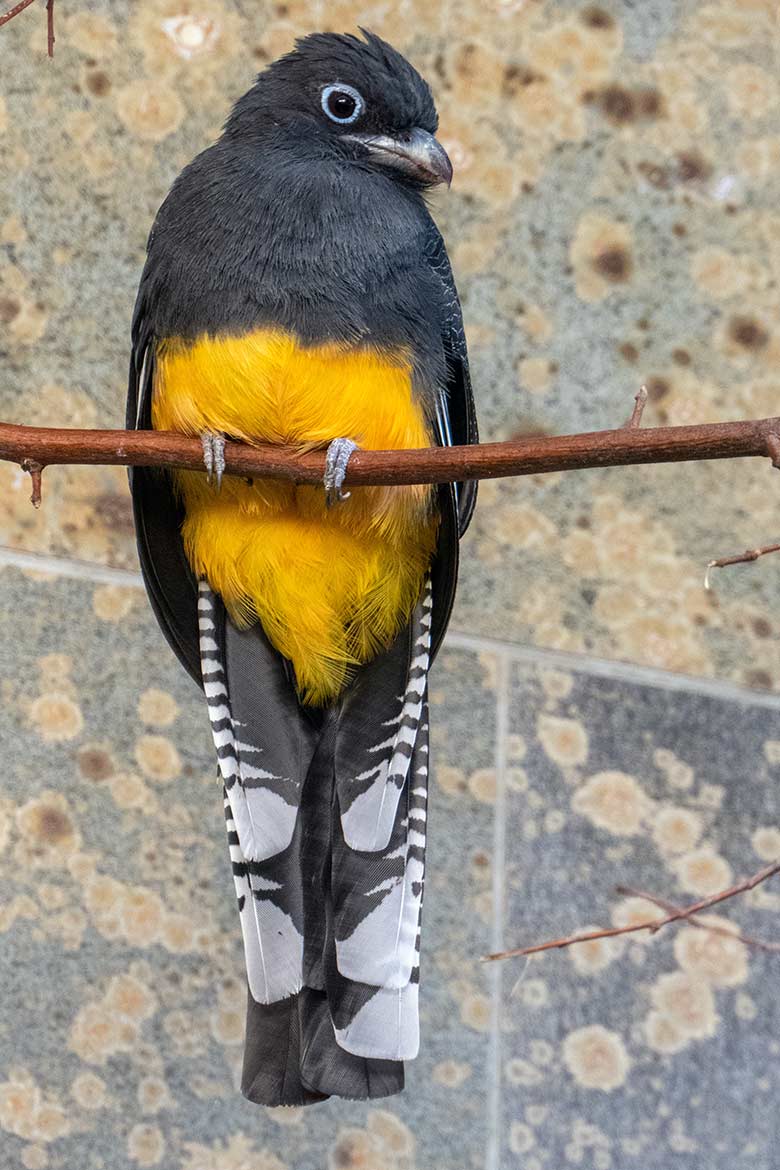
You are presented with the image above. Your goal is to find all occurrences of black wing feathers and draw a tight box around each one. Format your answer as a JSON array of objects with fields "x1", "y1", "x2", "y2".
[
  {"x1": 127, "y1": 337, "x2": 201, "y2": 686},
  {"x1": 423, "y1": 221, "x2": 479, "y2": 537}
]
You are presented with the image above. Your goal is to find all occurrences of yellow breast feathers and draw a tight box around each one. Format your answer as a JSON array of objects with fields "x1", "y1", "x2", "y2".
[{"x1": 152, "y1": 328, "x2": 438, "y2": 705}]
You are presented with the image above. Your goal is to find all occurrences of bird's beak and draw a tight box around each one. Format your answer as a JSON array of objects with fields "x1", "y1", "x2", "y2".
[{"x1": 345, "y1": 126, "x2": 453, "y2": 187}]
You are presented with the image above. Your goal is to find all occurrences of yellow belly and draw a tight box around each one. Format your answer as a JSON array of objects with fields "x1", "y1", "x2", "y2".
[{"x1": 152, "y1": 328, "x2": 438, "y2": 705}]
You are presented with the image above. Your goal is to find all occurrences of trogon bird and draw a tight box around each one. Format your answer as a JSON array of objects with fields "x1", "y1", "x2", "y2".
[{"x1": 127, "y1": 30, "x2": 478, "y2": 1106}]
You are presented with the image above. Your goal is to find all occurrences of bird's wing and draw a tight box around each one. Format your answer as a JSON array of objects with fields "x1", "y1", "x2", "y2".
[
  {"x1": 127, "y1": 329, "x2": 201, "y2": 686},
  {"x1": 424, "y1": 221, "x2": 479, "y2": 537},
  {"x1": 422, "y1": 221, "x2": 478, "y2": 662}
]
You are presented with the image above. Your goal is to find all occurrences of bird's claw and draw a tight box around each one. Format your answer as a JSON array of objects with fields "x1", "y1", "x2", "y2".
[
  {"x1": 201, "y1": 431, "x2": 226, "y2": 490},
  {"x1": 324, "y1": 438, "x2": 359, "y2": 507}
]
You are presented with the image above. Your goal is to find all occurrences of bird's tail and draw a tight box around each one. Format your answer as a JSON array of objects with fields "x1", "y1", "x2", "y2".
[{"x1": 198, "y1": 578, "x2": 431, "y2": 1105}]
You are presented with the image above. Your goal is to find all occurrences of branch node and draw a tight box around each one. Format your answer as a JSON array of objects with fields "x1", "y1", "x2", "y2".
[
  {"x1": 616, "y1": 883, "x2": 780, "y2": 953},
  {"x1": 21, "y1": 458, "x2": 44, "y2": 508},
  {"x1": 767, "y1": 433, "x2": 780, "y2": 470}
]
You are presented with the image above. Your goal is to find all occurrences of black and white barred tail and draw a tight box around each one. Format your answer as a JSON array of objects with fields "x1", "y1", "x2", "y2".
[{"x1": 197, "y1": 577, "x2": 432, "y2": 1092}]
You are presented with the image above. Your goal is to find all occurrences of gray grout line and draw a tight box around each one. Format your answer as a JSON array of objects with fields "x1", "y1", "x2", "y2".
[
  {"x1": 0, "y1": 546, "x2": 144, "y2": 587},
  {"x1": 485, "y1": 651, "x2": 510, "y2": 1170},
  {"x1": 445, "y1": 630, "x2": 780, "y2": 712},
  {"x1": 5, "y1": 544, "x2": 780, "y2": 714}
]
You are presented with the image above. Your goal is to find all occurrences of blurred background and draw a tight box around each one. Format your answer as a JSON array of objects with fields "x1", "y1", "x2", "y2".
[{"x1": 1, "y1": 1, "x2": 780, "y2": 1167}]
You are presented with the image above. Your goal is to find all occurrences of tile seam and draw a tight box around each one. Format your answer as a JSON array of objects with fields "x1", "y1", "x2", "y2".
[
  {"x1": 0, "y1": 546, "x2": 144, "y2": 587},
  {"x1": 445, "y1": 630, "x2": 780, "y2": 711},
  {"x1": 485, "y1": 650, "x2": 511, "y2": 1170}
]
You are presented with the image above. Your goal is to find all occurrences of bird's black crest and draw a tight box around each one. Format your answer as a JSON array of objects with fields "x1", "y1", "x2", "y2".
[{"x1": 225, "y1": 29, "x2": 438, "y2": 139}]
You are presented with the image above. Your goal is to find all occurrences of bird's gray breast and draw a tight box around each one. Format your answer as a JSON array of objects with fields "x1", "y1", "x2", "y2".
[{"x1": 145, "y1": 147, "x2": 445, "y2": 385}]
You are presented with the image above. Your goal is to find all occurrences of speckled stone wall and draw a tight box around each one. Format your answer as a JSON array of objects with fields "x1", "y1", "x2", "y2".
[{"x1": 1, "y1": 3, "x2": 780, "y2": 1169}]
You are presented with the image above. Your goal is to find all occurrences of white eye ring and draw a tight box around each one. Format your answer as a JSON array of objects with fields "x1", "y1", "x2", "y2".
[{"x1": 321, "y1": 83, "x2": 364, "y2": 125}]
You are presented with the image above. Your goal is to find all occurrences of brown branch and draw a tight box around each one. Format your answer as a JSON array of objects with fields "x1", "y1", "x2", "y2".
[
  {"x1": 705, "y1": 542, "x2": 780, "y2": 590},
  {"x1": 0, "y1": 0, "x2": 53, "y2": 53},
  {"x1": 0, "y1": 0, "x2": 36, "y2": 29},
  {"x1": 2, "y1": 414, "x2": 780, "y2": 490},
  {"x1": 482, "y1": 859, "x2": 780, "y2": 961}
]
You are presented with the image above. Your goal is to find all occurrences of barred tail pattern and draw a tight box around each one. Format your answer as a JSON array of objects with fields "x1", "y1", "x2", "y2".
[{"x1": 197, "y1": 576, "x2": 432, "y2": 1082}]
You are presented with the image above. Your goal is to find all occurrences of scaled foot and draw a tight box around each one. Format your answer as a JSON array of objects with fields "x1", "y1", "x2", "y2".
[
  {"x1": 324, "y1": 438, "x2": 359, "y2": 507},
  {"x1": 201, "y1": 431, "x2": 226, "y2": 490}
]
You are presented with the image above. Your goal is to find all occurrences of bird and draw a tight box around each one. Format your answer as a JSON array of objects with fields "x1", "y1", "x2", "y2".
[{"x1": 127, "y1": 29, "x2": 478, "y2": 1106}]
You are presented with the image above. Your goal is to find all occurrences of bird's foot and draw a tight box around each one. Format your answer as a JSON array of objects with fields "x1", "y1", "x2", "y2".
[
  {"x1": 201, "y1": 431, "x2": 226, "y2": 490},
  {"x1": 324, "y1": 438, "x2": 359, "y2": 507}
]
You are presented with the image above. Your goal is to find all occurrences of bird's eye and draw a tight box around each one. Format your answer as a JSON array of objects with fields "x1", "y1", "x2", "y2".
[{"x1": 321, "y1": 83, "x2": 364, "y2": 125}]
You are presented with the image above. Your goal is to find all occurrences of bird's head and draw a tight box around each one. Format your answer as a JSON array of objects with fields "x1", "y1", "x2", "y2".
[{"x1": 224, "y1": 29, "x2": 453, "y2": 189}]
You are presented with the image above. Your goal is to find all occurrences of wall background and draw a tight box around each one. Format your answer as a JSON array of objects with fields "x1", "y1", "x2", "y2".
[{"x1": 1, "y1": 2, "x2": 779, "y2": 1168}]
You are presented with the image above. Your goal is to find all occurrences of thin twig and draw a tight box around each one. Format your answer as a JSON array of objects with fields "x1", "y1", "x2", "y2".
[
  {"x1": 0, "y1": 0, "x2": 36, "y2": 30},
  {"x1": 705, "y1": 542, "x2": 780, "y2": 591},
  {"x1": 46, "y1": 0, "x2": 54, "y2": 57},
  {"x1": 481, "y1": 859, "x2": 780, "y2": 961},
  {"x1": 2, "y1": 415, "x2": 780, "y2": 492},
  {"x1": 616, "y1": 884, "x2": 780, "y2": 954},
  {"x1": 0, "y1": 0, "x2": 51, "y2": 53},
  {"x1": 624, "y1": 384, "x2": 648, "y2": 429}
]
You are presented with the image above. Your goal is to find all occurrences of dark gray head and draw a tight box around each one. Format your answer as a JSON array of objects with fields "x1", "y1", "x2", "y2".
[{"x1": 224, "y1": 29, "x2": 452, "y2": 189}]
